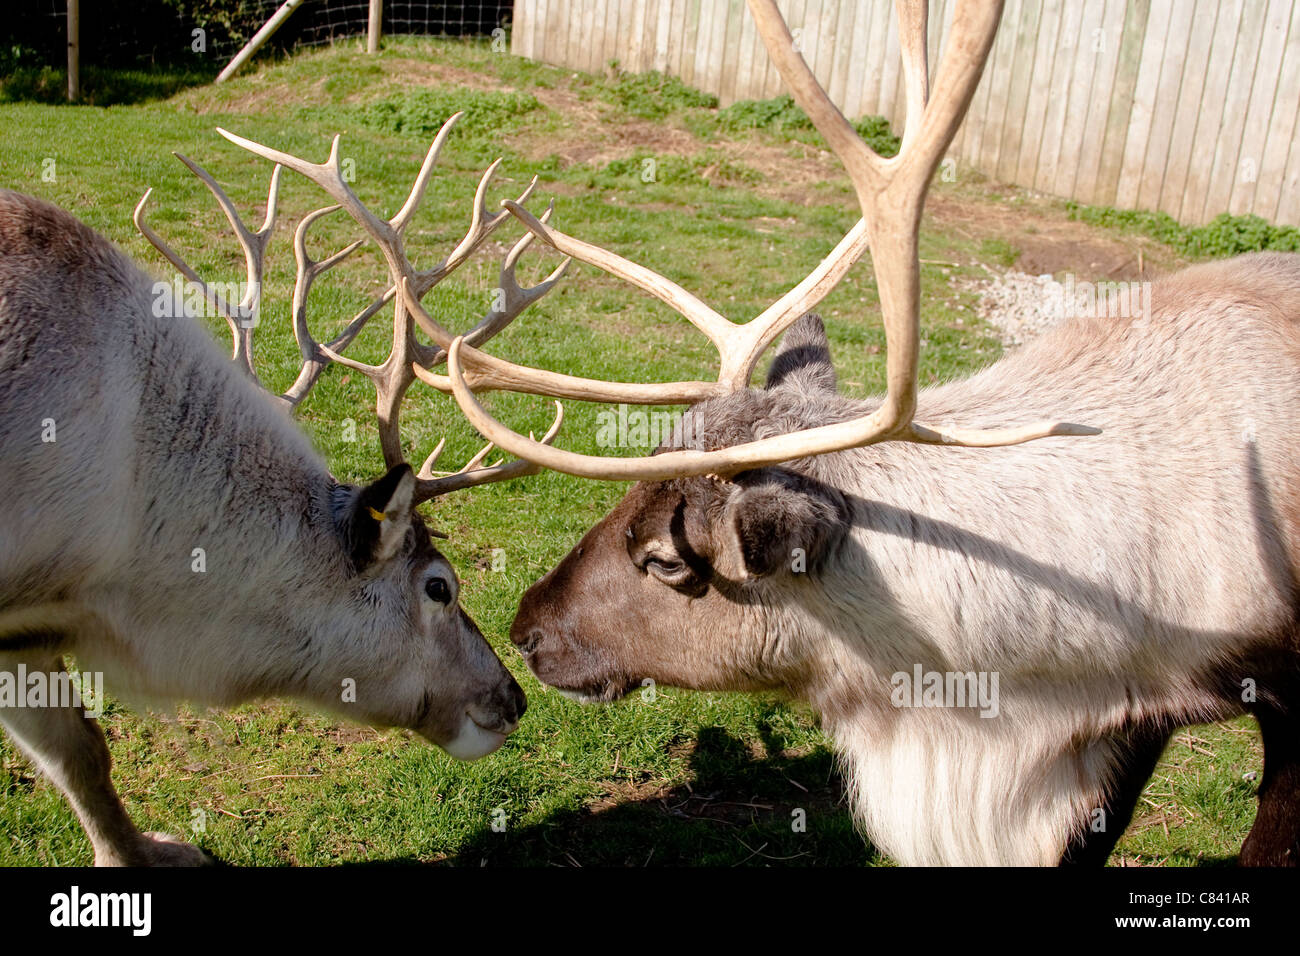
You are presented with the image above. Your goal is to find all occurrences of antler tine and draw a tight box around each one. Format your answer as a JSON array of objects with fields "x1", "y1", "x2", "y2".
[
  {"x1": 446, "y1": 340, "x2": 1098, "y2": 481},
  {"x1": 407, "y1": 277, "x2": 724, "y2": 404},
  {"x1": 390, "y1": 113, "x2": 465, "y2": 235},
  {"x1": 217, "y1": 117, "x2": 543, "y2": 360},
  {"x1": 278, "y1": 205, "x2": 372, "y2": 409},
  {"x1": 439, "y1": 0, "x2": 1099, "y2": 481},
  {"x1": 412, "y1": 401, "x2": 563, "y2": 503},
  {"x1": 501, "y1": 199, "x2": 736, "y2": 348},
  {"x1": 218, "y1": 126, "x2": 400, "y2": 244},
  {"x1": 414, "y1": 200, "x2": 572, "y2": 370},
  {"x1": 895, "y1": 0, "x2": 929, "y2": 153},
  {"x1": 134, "y1": 155, "x2": 282, "y2": 380},
  {"x1": 409, "y1": 166, "x2": 541, "y2": 305},
  {"x1": 418, "y1": 437, "x2": 449, "y2": 476},
  {"x1": 140, "y1": 119, "x2": 575, "y2": 504},
  {"x1": 217, "y1": 126, "x2": 455, "y2": 348}
]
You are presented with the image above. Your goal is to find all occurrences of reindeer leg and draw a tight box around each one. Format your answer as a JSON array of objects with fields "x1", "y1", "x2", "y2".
[
  {"x1": 1240, "y1": 702, "x2": 1300, "y2": 866},
  {"x1": 1059, "y1": 722, "x2": 1173, "y2": 866},
  {"x1": 0, "y1": 651, "x2": 211, "y2": 866}
]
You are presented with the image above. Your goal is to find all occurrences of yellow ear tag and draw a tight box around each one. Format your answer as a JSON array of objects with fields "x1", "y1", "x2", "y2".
[{"x1": 366, "y1": 506, "x2": 387, "y2": 522}]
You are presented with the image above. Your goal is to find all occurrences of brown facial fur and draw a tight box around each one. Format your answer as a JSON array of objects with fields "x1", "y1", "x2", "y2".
[{"x1": 511, "y1": 479, "x2": 773, "y2": 698}]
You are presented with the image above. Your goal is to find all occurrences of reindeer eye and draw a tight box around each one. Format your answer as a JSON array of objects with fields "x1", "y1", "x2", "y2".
[
  {"x1": 643, "y1": 556, "x2": 692, "y2": 586},
  {"x1": 424, "y1": 577, "x2": 451, "y2": 605}
]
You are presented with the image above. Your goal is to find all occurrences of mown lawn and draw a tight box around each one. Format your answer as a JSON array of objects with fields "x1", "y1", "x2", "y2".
[{"x1": 0, "y1": 36, "x2": 1262, "y2": 866}]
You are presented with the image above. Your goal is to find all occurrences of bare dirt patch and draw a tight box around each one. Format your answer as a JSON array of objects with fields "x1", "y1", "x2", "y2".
[{"x1": 926, "y1": 190, "x2": 1183, "y2": 280}]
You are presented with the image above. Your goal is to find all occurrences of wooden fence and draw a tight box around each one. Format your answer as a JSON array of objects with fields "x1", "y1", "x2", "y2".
[{"x1": 511, "y1": 0, "x2": 1300, "y2": 227}]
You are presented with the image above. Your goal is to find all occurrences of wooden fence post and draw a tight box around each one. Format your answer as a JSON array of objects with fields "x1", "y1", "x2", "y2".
[
  {"x1": 216, "y1": 0, "x2": 307, "y2": 83},
  {"x1": 66, "y1": 0, "x2": 79, "y2": 102},
  {"x1": 367, "y1": 0, "x2": 383, "y2": 53}
]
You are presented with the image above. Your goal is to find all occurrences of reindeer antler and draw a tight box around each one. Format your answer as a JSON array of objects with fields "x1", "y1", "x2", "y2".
[
  {"x1": 419, "y1": 0, "x2": 1098, "y2": 482},
  {"x1": 134, "y1": 115, "x2": 566, "y2": 502}
]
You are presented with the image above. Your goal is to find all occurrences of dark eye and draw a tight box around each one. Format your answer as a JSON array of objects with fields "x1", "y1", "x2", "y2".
[
  {"x1": 646, "y1": 557, "x2": 685, "y2": 576},
  {"x1": 424, "y1": 577, "x2": 451, "y2": 605}
]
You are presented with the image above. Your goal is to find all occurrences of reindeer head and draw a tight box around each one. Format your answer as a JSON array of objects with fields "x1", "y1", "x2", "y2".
[
  {"x1": 508, "y1": 317, "x2": 852, "y2": 701},
  {"x1": 134, "y1": 117, "x2": 570, "y2": 758}
]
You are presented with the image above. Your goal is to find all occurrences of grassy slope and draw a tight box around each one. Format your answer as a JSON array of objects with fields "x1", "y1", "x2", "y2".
[{"x1": 0, "y1": 37, "x2": 1260, "y2": 866}]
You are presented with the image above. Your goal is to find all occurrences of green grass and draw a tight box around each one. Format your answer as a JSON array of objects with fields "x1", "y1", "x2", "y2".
[
  {"x1": 1065, "y1": 201, "x2": 1300, "y2": 258},
  {"x1": 717, "y1": 93, "x2": 901, "y2": 157},
  {"x1": 0, "y1": 36, "x2": 1267, "y2": 866},
  {"x1": 0, "y1": 65, "x2": 217, "y2": 106}
]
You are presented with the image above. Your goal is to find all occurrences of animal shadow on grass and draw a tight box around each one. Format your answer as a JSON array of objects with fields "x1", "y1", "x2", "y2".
[{"x1": 449, "y1": 723, "x2": 879, "y2": 867}]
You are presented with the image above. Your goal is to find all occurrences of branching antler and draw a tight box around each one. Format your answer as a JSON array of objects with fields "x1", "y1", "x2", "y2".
[
  {"x1": 425, "y1": 0, "x2": 1098, "y2": 482},
  {"x1": 135, "y1": 114, "x2": 567, "y2": 503},
  {"x1": 134, "y1": 158, "x2": 281, "y2": 382}
]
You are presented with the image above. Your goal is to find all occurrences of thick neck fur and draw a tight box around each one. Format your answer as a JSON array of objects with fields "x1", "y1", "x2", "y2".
[
  {"x1": 677, "y1": 254, "x2": 1300, "y2": 864},
  {"x1": 0, "y1": 192, "x2": 343, "y2": 703}
]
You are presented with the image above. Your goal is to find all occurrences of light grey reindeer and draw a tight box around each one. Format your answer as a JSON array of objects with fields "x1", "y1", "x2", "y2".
[
  {"x1": 423, "y1": 0, "x2": 1300, "y2": 865},
  {"x1": 0, "y1": 116, "x2": 567, "y2": 865}
]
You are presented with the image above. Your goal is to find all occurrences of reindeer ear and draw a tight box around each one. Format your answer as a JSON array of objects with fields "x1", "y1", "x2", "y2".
[
  {"x1": 343, "y1": 464, "x2": 416, "y2": 571},
  {"x1": 723, "y1": 471, "x2": 845, "y2": 578},
  {"x1": 765, "y1": 313, "x2": 837, "y2": 395}
]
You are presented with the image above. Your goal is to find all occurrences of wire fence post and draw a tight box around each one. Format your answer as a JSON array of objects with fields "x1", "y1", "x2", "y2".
[
  {"x1": 66, "y1": 0, "x2": 79, "y2": 102},
  {"x1": 367, "y1": 0, "x2": 383, "y2": 53}
]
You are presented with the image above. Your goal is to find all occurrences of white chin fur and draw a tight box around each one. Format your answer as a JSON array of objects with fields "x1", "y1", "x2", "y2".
[
  {"x1": 555, "y1": 688, "x2": 606, "y2": 704},
  {"x1": 440, "y1": 714, "x2": 507, "y2": 761}
]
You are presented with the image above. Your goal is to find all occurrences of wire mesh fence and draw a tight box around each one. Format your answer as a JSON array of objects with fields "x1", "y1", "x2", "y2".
[{"x1": 8, "y1": 1, "x2": 513, "y2": 71}]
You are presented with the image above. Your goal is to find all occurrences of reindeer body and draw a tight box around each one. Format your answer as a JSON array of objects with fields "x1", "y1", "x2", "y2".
[
  {"x1": 510, "y1": 253, "x2": 1300, "y2": 865},
  {"x1": 0, "y1": 191, "x2": 525, "y2": 865}
]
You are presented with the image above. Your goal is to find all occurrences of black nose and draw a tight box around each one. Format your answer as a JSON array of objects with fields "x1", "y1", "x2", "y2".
[{"x1": 507, "y1": 675, "x2": 527, "y2": 722}]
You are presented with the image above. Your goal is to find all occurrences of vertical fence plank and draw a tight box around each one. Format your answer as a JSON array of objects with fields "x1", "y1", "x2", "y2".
[
  {"x1": 668, "y1": 0, "x2": 688, "y2": 80},
  {"x1": 1200, "y1": 0, "x2": 1269, "y2": 221},
  {"x1": 1014, "y1": 0, "x2": 1065, "y2": 187},
  {"x1": 1067, "y1": 0, "x2": 1121, "y2": 202},
  {"x1": 826, "y1": 0, "x2": 856, "y2": 113},
  {"x1": 1052, "y1": 0, "x2": 1103, "y2": 198},
  {"x1": 1113, "y1": 0, "x2": 1168, "y2": 210},
  {"x1": 878, "y1": 1, "x2": 903, "y2": 131},
  {"x1": 718, "y1": 0, "x2": 744, "y2": 105},
  {"x1": 1276, "y1": 111, "x2": 1300, "y2": 225},
  {"x1": 1092, "y1": 0, "x2": 1150, "y2": 206},
  {"x1": 1156, "y1": 0, "x2": 1219, "y2": 217},
  {"x1": 693, "y1": 0, "x2": 716, "y2": 91},
  {"x1": 654, "y1": 0, "x2": 674, "y2": 72},
  {"x1": 959, "y1": 0, "x2": 999, "y2": 172},
  {"x1": 994, "y1": 0, "x2": 1041, "y2": 183},
  {"x1": 733, "y1": 0, "x2": 758, "y2": 103},
  {"x1": 583, "y1": 0, "x2": 601, "y2": 74},
  {"x1": 842, "y1": 0, "x2": 874, "y2": 120},
  {"x1": 512, "y1": 0, "x2": 532, "y2": 58},
  {"x1": 704, "y1": 0, "x2": 728, "y2": 95},
  {"x1": 977, "y1": 0, "x2": 1024, "y2": 178},
  {"x1": 542, "y1": 0, "x2": 562, "y2": 70},
  {"x1": 679, "y1": 0, "x2": 701, "y2": 87},
  {"x1": 1229, "y1": 0, "x2": 1292, "y2": 214},
  {"x1": 1179, "y1": 0, "x2": 1242, "y2": 222},
  {"x1": 1257, "y1": 0, "x2": 1300, "y2": 222},
  {"x1": 1134, "y1": 7, "x2": 1193, "y2": 210},
  {"x1": 861, "y1": 0, "x2": 893, "y2": 118},
  {"x1": 1034, "y1": 0, "x2": 1086, "y2": 193}
]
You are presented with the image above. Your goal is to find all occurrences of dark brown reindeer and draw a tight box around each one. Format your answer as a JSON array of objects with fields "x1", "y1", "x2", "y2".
[{"x1": 416, "y1": 0, "x2": 1300, "y2": 865}]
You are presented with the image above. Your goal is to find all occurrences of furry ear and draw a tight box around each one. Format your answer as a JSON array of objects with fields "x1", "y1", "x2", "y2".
[
  {"x1": 723, "y1": 470, "x2": 846, "y2": 578},
  {"x1": 342, "y1": 464, "x2": 416, "y2": 572},
  {"x1": 765, "y1": 313, "x2": 837, "y2": 395}
]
